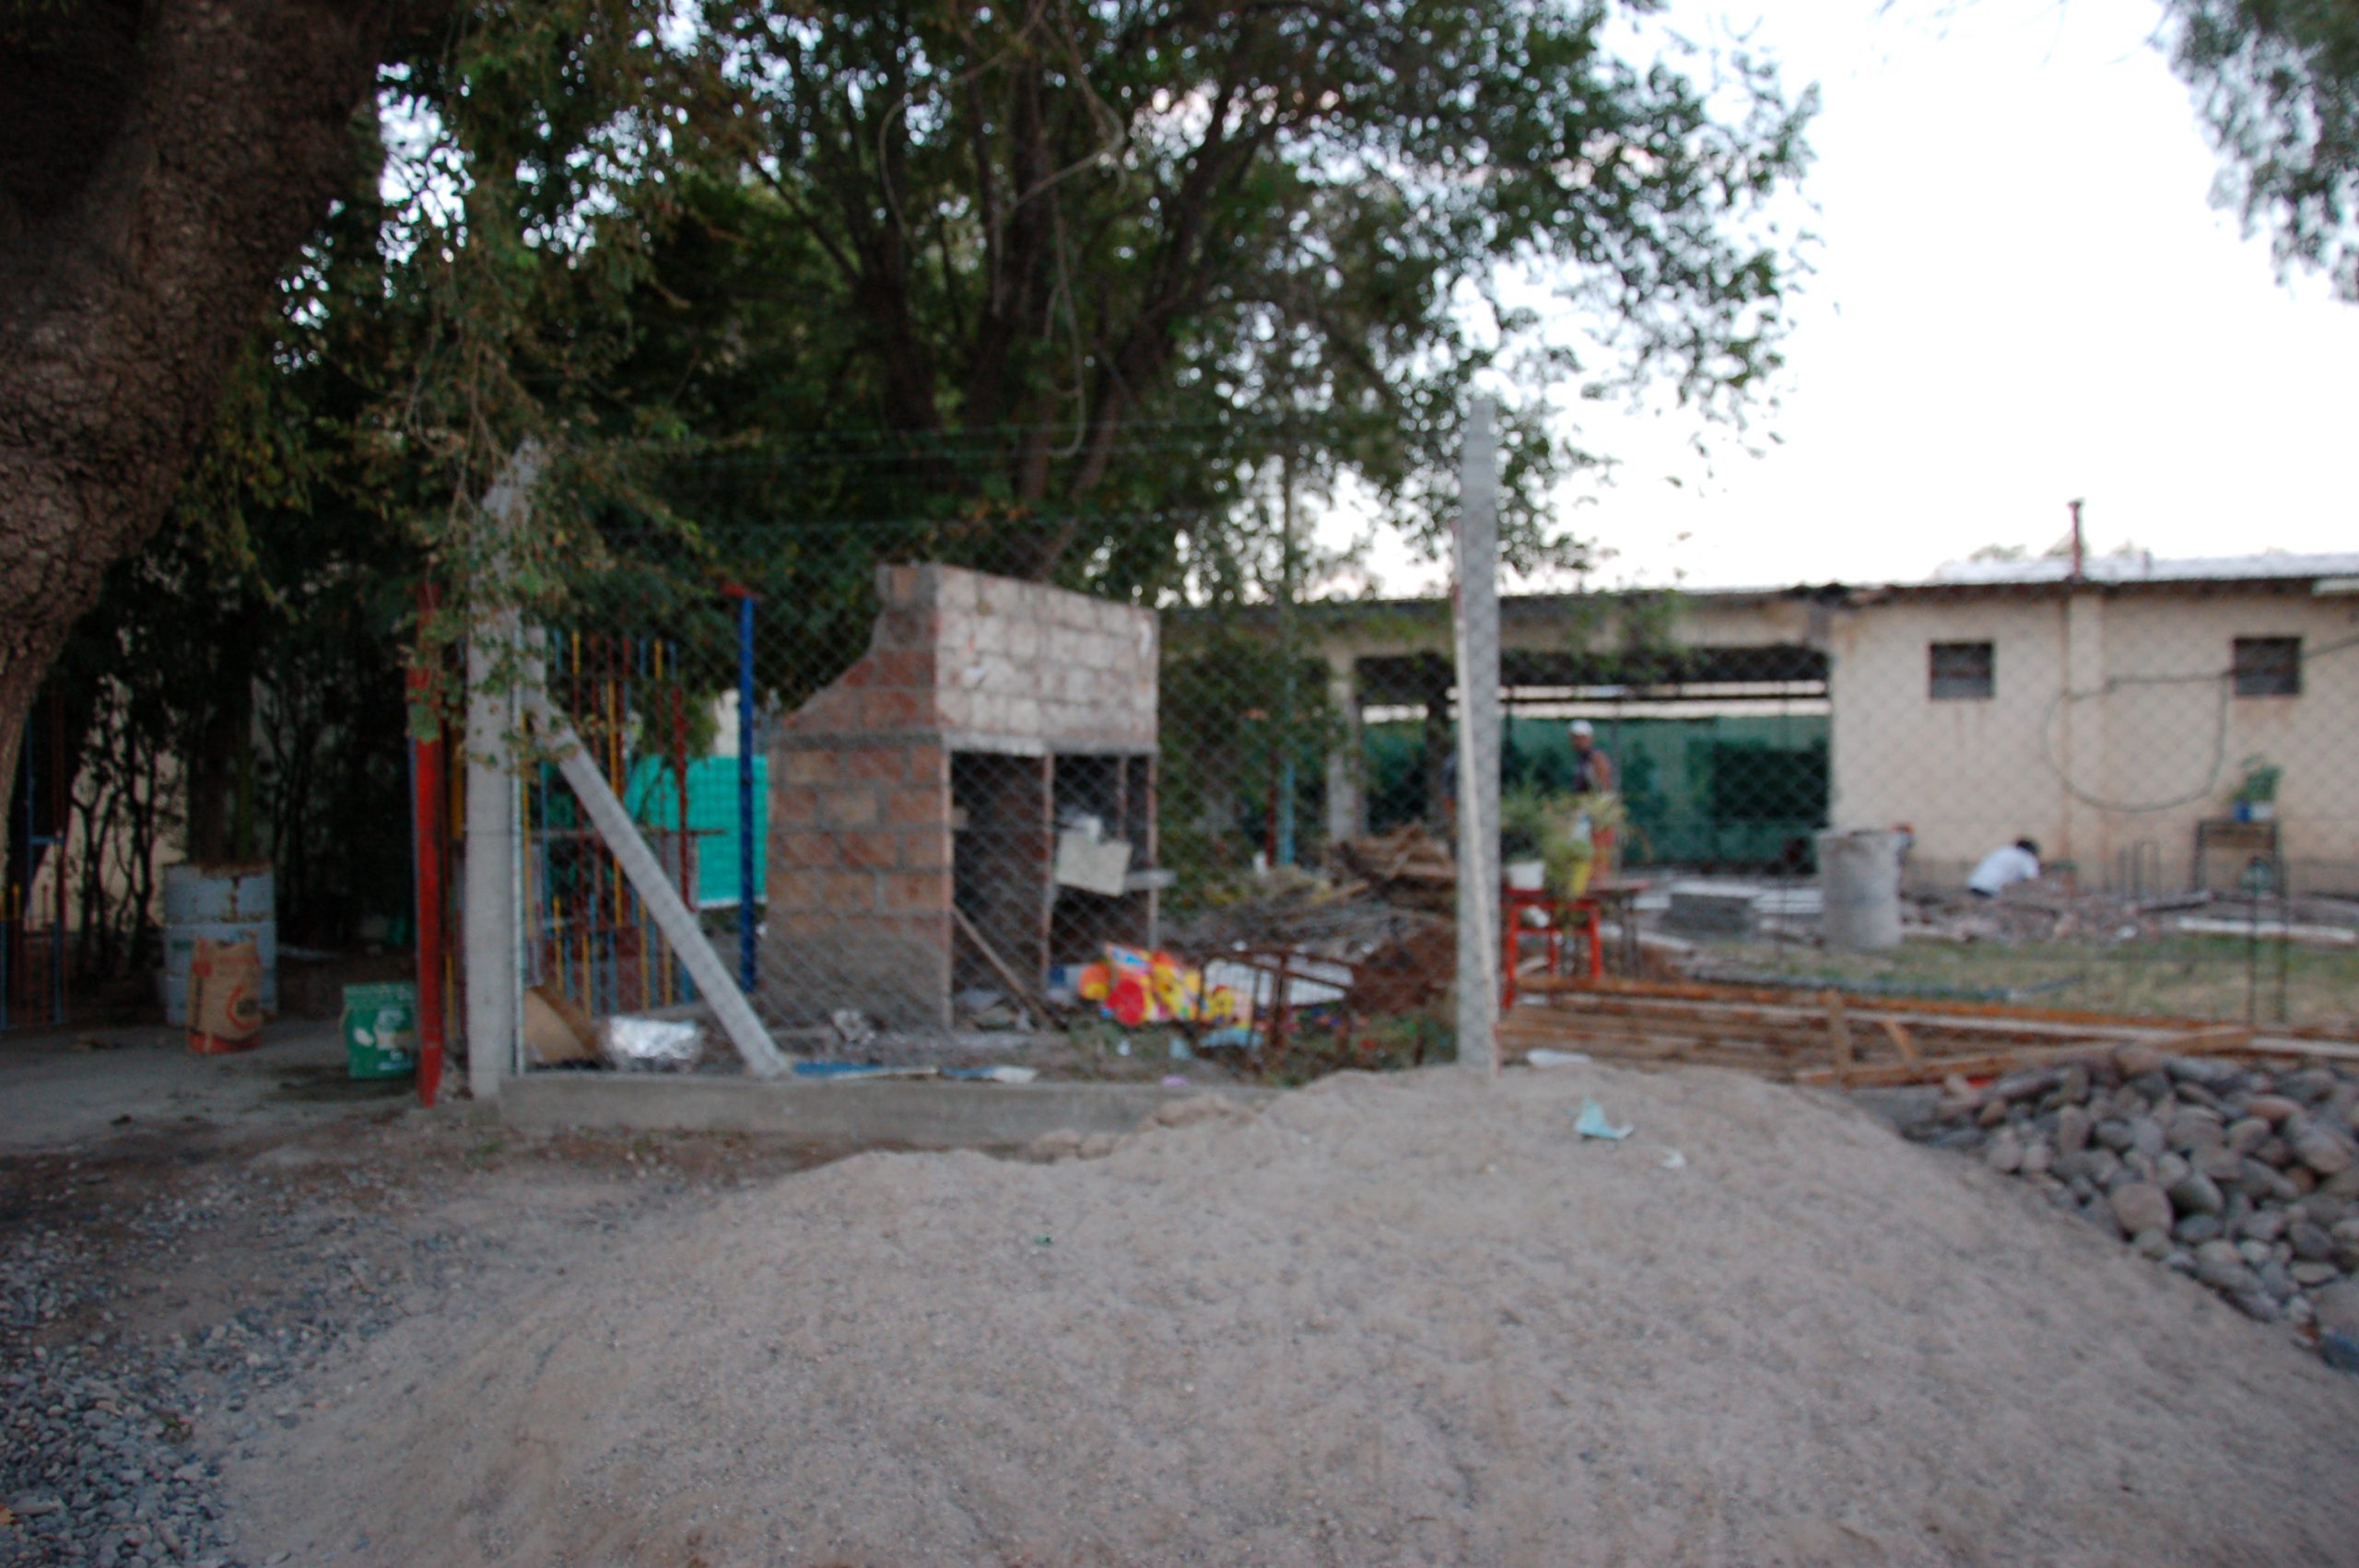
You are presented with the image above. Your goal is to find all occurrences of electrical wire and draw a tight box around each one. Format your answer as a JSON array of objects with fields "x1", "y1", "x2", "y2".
[{"x1": 2036, "y1": 631, "x2": 2359, "y2": 814}]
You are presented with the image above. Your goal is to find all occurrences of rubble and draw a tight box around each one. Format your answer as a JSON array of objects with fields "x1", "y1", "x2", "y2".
[{"x1": 1332, "y1": 825, "x2": 1454, "y2": 909}]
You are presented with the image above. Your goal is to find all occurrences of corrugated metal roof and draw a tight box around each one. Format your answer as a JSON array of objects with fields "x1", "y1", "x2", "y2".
[{"x1": 1925, "y1": 551, "x2": 2359, "y2": 587}]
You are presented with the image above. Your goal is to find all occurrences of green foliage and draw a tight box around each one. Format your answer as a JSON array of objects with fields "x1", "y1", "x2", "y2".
[
  {"x1": 2166, "y1": 0, "x2": 2359, "y2": 298},
  {"x1": 1156, "y1": 631, "x2": 1343, "y2": 904},
  {"x1": 53, "y1": 0, "x2": 1819, "y2": 956},
  {"x1": 608, "y1": 0, "x2": 1814, "y2": 593}
]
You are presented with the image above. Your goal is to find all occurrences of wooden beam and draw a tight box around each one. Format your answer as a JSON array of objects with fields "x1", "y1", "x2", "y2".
[
  {"x1": 1825, "y1": 989, "x2": 1853, "y2": 1084},
  {"x1": 953, "y1": 904, "x2": 1066, "y2": 1024},
  {"x1": 1881, "y1": 1017, "x2": 1920, "y2": 1068}
]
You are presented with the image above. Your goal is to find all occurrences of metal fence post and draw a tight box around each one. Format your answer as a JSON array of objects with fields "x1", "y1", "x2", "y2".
[
  {"x1": 1454, "y1": 398, "x2": 1502, "y2": 1074},
  {"x1": 732, "y1": 587, "x2": 758, "y2": 995},
  {"x1": 408, "y1": 580, "x2": 449, "y2": 1107}
]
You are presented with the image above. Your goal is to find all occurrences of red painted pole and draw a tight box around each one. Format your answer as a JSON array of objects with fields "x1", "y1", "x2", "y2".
[{"x1": 409, "y1": 582, "x2": 449, "y2": 1107}]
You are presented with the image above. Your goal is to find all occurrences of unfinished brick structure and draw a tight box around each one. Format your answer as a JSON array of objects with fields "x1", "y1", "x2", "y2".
[{"x1": 766, "y1": 564, "x2": 1159, "y2": 1029}]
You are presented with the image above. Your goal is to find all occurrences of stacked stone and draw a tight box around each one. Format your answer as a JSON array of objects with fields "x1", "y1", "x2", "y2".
[{"x1": 1916, "y1": 1046, "x2": 2359, "y2": 1364}]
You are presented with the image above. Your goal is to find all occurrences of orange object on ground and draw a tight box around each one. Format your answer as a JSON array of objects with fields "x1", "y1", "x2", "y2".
[{"x1": 186, "y1": 937, "x2": 264, "y2": 1054}]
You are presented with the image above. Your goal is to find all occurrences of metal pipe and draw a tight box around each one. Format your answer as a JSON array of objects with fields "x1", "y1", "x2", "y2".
[
  {"x1": 408, "y1": 581, "x2": 449, "y2": 1106},
  {"x1": 730, "y1": 588, "x2": 757, "y2": 995}
]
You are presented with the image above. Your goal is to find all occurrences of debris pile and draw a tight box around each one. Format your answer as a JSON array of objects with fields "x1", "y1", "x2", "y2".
[
  {"x1": 1497, "y1": 977, "x2": 2359, "y2": 1087},
  {"x1": 1915, "y1": 1047, "x2": 2359, "y2": 1360},
  {"x1": 1332, "y1": 825, "x2": 1455, "y2": 909}
]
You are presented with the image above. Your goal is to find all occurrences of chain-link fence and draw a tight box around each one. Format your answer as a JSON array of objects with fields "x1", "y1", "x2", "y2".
[{"x1": 511, "y1": 529, "x2": 2359, "y2": 1085}]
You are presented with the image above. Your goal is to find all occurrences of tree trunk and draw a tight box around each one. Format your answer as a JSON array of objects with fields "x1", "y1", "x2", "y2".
[{"x1": 0, "y1": 0, "x2": 437, "y2": 832}]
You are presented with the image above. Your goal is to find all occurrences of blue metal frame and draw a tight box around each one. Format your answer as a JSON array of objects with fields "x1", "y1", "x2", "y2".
[{"x1": 735, "y1": 592, "x2": 758, "y2": 994}]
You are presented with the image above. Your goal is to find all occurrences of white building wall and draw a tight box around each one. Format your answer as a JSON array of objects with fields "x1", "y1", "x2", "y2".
[{"x1": 1828, "y1": 587, "x2": 2359, "y2": 891}]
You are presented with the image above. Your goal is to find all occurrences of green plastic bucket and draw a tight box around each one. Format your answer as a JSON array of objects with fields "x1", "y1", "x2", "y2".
[{"x1": 343, "y1": 981, "x2": 418, "y2": 1080}]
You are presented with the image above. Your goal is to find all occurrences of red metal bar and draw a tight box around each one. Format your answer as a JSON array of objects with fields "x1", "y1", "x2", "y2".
[
  {"x1": 409, "y1": 581, "x2": 449, "y2": 1106},
  {"x1": 48, "y1": 692, "x2": 65, "y2": 1022}
]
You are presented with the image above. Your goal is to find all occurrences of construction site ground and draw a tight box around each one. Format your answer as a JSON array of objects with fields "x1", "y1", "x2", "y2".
[{"x1": 6, "y1": 1021, "x2": 2359, "y2": 1566}]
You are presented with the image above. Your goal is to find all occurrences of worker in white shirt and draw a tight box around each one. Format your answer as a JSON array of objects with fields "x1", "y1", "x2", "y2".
[{"x1": 1967, "y1": 837, "x2": 2041, "y2": 898}]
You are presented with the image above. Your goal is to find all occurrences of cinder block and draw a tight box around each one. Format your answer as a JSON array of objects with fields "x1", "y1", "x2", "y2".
[
  {"x1": 901, "y1": 828, "x2": 952, "y2": 870},
  {"x1": 873, "y1": 646, "x2": 933, "y2": 688},
  {"x1": 878, "y1": 607, "x2": 938, "y2": 649},
  {"x1": 886, "y1": 785, "x2": 945, "y2": 826},
  {"x1": 934, "y1": 691, "x2": 980, "y2": 732},
  {"x1": 844, "y1": 747, "x2": 903, "y2": 783},
  {"x1": 839, "y1": 832, "x2": 899, "y2": 870},
  {"x1": 901, "y1": 743, "x2": 946, "y2": 787},
  {"x1": 820, "y1": 870, "x2": 879, "y2": 908},
  {"x1": 864, "y1": 689, "x2": 929, "y2": 731},
  {"x1": 769, "y1": 871, "x2": 828, "y2": 910},
  {"x1": 928, "y1": 568, "x2": 977, "y2": 611},
  {"x1": 783, "y1": 690, "x2": 860, "y2": 733},
  {"x1": 881, "y1": 870, "x2": 951, "y2": 912},
  {"x1": 774, "y1": 830, "x2": 843, "y2": 869},
  {"x1": 780, "y1": 749, "x2": 837, "y2": 786},
  {"x1": 821, "y1": 788, "x2": 881, "y2": 827}
]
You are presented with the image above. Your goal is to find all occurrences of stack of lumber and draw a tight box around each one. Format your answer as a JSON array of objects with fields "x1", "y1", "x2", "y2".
[
  {"x1": 1499, "y1": 977, "x2": 2359, "y2": 1087},
  {"x1": 1334, "y1": 825, "x2": 1455, "y2": 909}
]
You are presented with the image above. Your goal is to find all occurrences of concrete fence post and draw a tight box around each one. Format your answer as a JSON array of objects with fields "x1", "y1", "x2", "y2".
[
  {"x1": 462, "y1": 446, "x2": 539, "y2": 1102},
  {"x1": 1453, "y1": 399, "x2": 1501, "y2": 1074}
]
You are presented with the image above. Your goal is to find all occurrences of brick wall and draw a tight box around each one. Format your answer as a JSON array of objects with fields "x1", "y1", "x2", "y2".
[{"x1": 764, "y1": 565, "x2": 1157, "y2": 1028}]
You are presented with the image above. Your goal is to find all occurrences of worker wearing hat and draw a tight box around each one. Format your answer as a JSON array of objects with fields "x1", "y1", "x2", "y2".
[
  {"x1": 1567, "y1": 719, "x2": 1614, "y2": 796},
  {"x1": 1567, "y1": 719, "x2": 1621, "y2": 883}
]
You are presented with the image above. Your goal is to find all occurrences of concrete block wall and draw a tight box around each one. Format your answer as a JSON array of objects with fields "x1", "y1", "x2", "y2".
[{"x1": 765, "y1": 564, "x2": 1157, "y2": 1027}]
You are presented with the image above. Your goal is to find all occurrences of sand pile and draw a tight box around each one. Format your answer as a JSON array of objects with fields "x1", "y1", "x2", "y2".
[{"x1": 240, "y1": 1068, "x2": 2359, "y2": 1566}]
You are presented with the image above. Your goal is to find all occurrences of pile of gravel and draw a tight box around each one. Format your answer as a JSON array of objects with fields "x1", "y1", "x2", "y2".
[
  {"x1": 1, "y1": 1223, "x2": 239, "y2": 1568},
  {"x1": 0, "y1": 1167, "x2": 495, "y2": 1568},
  {"x1": 1910, "y1": 1044, "x2": 2359, "y2": 1359}
]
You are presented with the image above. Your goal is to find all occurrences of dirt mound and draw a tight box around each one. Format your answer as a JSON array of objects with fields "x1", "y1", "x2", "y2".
[{"x1": 238, "y1": 1068, "x2": 2359, "y2": 1565}]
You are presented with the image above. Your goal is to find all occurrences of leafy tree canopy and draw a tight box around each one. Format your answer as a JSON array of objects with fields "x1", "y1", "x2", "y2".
[
  {"x1": 2165, "y1": 0, "x2": 2359, "y2": 298},
  {"x1": 350, "y1": 0, "x2": 1814, "y2": 612}
]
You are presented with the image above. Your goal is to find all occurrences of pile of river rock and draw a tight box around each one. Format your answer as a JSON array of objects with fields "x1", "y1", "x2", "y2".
[{"x1": 1913, "y1": 1043, "x2": 2359, "y2": 1363}]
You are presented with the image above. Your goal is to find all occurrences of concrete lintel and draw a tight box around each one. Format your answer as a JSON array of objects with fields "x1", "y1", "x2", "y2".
[
  {"x1": 938, "y1": 731, "x2": 1156, "y2": 758},
  {"x1": 771, "y1": 731, "x2": 1156, "y2": 760},
  {"x1": 499, "y1": 1074, "x2": 1277, "y2": 1147}
]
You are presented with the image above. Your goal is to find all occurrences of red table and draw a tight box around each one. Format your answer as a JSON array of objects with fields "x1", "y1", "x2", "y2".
[{"x1": 1500, "y1": 879, "x2": 1649, "y2": 1006}]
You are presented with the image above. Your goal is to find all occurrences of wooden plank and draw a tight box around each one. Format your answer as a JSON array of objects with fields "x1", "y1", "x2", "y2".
[
  {"x1": 1791, "y1": 1025, "x2": 2255, "y2": 1089},
  {"x1": 1825, "y1": 989, "x2": 1853, "y2": 1084},
  {"x1": 1881, "y1": 1018, "x2": 1920, "y2": 1068},
  {"x1": 2248, "y1": 1036, "x2": 2359, "y2": 1064},
  {"x1": 1794, "y1": 1044, "x2": 2111, "y2": 1089},
  {"x1": 1525, "y1": 989, "x2": 2162, "y2": 1045},
  {"x1": 953, "y1": 905, "x2": 1066, "y2": 1024},
  {"x1": 1543, "y1": 974, "x2": 2359, "y2": 1042},
  {"x1": 1529, "y1": 985, "x2": 2308, "y2": 1048}
]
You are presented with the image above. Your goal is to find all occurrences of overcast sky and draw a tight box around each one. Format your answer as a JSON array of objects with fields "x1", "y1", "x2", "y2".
[{"x1": 1352, "y1": 0, "x2": 2359, "y2": 596}]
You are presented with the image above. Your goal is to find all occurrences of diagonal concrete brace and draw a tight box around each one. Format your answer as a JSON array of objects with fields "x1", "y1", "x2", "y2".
[{"x1": 523, "y1": 688, "x2": 792, "y2": 1078}]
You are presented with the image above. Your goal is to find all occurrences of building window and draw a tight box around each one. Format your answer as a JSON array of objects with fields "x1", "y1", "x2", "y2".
[
  {"x1": 2233, "y1": 637, "x2": 2302, "y2": 697},
  {"x1": 1929, "y1": 641, "x2": 1994, "y2": 701}
]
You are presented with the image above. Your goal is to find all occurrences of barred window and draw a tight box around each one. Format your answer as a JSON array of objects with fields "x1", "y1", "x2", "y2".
[
  {"x1": 2232, "y1": 637, "x2": 2301, "y2": 697},
  {"x1": 1929, "y1": 640, "x2": 1994, "y2": 701}
]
